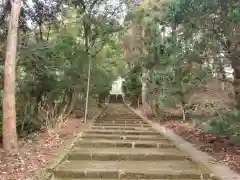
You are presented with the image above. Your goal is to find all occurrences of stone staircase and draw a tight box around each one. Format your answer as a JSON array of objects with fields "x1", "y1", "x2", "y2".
[{"x1": 50, "y1": 103, "x2": 216, "y2": 180}]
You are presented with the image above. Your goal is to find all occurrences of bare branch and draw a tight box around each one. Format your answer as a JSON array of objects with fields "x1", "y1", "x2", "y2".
[
  {"x1": 79, "y1": 0, "x2": 86, "y2": 10},
  {"x1": 90, "y1": 0, "x2": 103, "y2": 11},
  {"x1": 89, "y1": 4, "x2": 124, "y2": 48}
]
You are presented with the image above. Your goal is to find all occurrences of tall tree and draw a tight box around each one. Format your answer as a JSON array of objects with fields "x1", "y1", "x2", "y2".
[
  {"x1": 70, "y1": 0, "x2": 124, "y2": 122},
  {"x1": 123, "y1": 0, "x2": 172, "y2": 115},
  {"x1": 3, "y1": 0, "x2": 22, "y2": 153}
]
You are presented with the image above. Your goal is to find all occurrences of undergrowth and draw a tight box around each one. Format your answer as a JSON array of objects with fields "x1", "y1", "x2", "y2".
[{"x1": 207, "y1": 110, "x2": 240, "y2": 145}]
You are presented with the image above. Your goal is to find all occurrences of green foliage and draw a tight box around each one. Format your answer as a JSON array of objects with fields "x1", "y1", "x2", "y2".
[
  {"x1": 122, "y1": 0, "x2": 240, "y2": 146},
  {"x1": 229, "y1": 7, "x2": 240, "y2": 23},
  {"x1": 0, "y1": 0, "x2": 125, "y2": 138},
  {"x1": 208, "y1": 110, "x2": 240, "y2": 145},
  {"x1": 122, "y1": 67, "x2": 142, "y2": 102}
]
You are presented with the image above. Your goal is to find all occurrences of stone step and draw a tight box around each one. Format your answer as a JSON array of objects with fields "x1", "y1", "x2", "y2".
[
  {"x1": 92, "y1": 123, "x2": 150, "y2": 127},
  {"x1": 98, "y1": 115, "x2": 139, "y2": 117},
  {"x1": 103, "y1": 117, "x2": 142, "y2": 119},
  {"x1": 86, "y1": 129, "x2": 159, "y2": 135},
  {"x1": 93, "y1": 123, "x2": 147, "y2": 126},
  {"x1": 75, "y1": 139, "x2": 175, "y2": 148},
  {"x1": 90, "y1": 125, "x2": 152, "y2": 130},
  {"x1": 94, "y1": 119, "x2": 146, "y2": 122},
  {"x1": 67, "y1": 147, "x2": 188, "y2": 161},
  {"x1": 48, "y1": 104, "x2": 216, "y2": 180},
  {"x1": 56, "y1": 179, "x2": 212, "y2": 180},
  {"x1": 53, "y1": 160, "x2": 211, "y2": 179},
  {"x1": 80, "y1": 133, "x2": 165, "y2": 141},
  {"x1": 101, "y1": 118, "x2": 142, "y2": 121},
  {"x1": 94, "y1": 122, "x2": 146, "y2": 125},
  {"x1": 100, "y1": 111, "x2": 135, "y2": 114},
  {"x1": 100, "y1": 112, "x2": 136, "y2": 115},
  {"x1": 95, "y1": 119, "x2": 144, "y2": 122}
]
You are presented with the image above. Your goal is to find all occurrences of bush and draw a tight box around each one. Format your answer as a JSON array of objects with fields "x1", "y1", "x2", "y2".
[
  {"x1": 122, "y1": 67, "x2": 142, "y2": 106},
  {"x1": 208, "y1": 110, "x2": 240, "y2": 145}
]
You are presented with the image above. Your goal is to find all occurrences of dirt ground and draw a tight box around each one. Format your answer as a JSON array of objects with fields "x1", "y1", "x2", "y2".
[
  {"x1": 162, "y1": 120, "x2": 240, "y2": 173},
  {"x1": 0, "y1": 116, "x2": 89, "y2": 180},
  {"x1": 134, "y1": 107, "x2": 240, "y2": 174}
]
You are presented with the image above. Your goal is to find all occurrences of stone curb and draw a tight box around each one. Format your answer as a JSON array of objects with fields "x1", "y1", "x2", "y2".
[
  {"x1": 36, "y1": 105, "x2": 108, "y2": 180},
  {"x1": 125, "y1": 103, "x2": 240, "y2": 180}
]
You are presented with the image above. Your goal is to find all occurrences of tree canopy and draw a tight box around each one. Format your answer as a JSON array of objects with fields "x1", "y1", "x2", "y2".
[
  {"x1": 0, "y1": 0, "x2": 127, "y2": 151},
  {"x1": 122, "y1": 0, "x2": 240, "y2": 142}
]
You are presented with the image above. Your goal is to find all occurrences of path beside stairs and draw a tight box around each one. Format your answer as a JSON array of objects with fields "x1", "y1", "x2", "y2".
[{"x1": 50, "y1": 103, "x2": 215, "y2": 180}]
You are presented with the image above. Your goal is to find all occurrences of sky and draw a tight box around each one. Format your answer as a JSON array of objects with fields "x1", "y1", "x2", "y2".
[{"x1": 26, "y1": 0, "x2": 127, "y2": 25}]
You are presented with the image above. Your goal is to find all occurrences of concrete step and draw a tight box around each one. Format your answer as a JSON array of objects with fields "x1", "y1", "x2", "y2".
[
  {"x1": 92, "y1": 123, "x2": 150, "y2": 127},
  {"x1": 100, "y1": 112, "x2": 136, "y2": 115},
  {"x1": 75, "y1": 139, "x2": 175, "y2": 148},
  {"x1": 95, "y1": 119, "x2": 144, "y2": 123},
  {"x1": 48, "y1": 104, "x2": 216, "y2": 180},
  {"x1": 107, "y1": 112, "x2": 136, "y2": 114},
  {"x1": 67, "y1": 147, "x2": 188, "y2": 161},
  {"x1": 86, "y1": 129, "x2": 159, "y2": 135},
  {"x1": 93, "y1": 123, "x2": 148, "y2": 126},
  {"x1": 94, "y1": 119, "x2": 147, "y2": 123},
  {"x1": 94, "y1": 122, "x2": 146, "y2": 125},
  {"x1": 90, "y1": 125, "x2": 152, "y2": 130},
  {"x1": 80, "y1": 133, "x2": 166, "y2": 141},
  {"x1": 53, "y1": 160, "x2": 211, "y2": 179},
  {"x1": 56, "y1": 179, "x2": 212, "y2": 180},
  {"x1": 102, "y1": 117, "x2": 142, "y2": 120},
  {"x1": 100, "y1": 117, "x2": 142, "y2": 120},
  {"x1": 90, "y1": 126, "x2": 152, "y2": 130}
]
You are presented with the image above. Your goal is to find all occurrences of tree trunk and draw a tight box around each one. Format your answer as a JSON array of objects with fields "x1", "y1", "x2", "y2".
[
  {"x1": 227, "y1": 27, "x2": 240, "y2": 108},
  {"x1": 131, "y1": 95, "x2": 138, "y2": 108},
  {"x1": 3, "y1": 0, "x2": 22, "y2": 153},
  {"x1": 218, "y1": 0, "x2": 240, "y2": 108},
  {"x1": 151, "y1": 99, "x2": 157, "y2": 117},
  {"x1": 141, "y1": 68, "x2": 150, "y2": 116},
  {"x1": 65, "y1": 91, "x2": 78, "y2": 118},
  {"x1": 181, "y1": 102, "x2": 186, "y2": 121},
  {"x1": 231, "y1": 58, "x2": 240, "y2": 108}
]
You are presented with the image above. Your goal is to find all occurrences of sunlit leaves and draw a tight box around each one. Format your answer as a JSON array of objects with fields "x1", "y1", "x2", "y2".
[{"x1": 229, "y1": 7, "x2": 240, "y2": 23}]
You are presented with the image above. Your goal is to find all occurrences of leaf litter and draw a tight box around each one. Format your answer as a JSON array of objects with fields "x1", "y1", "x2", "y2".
[{"x1": 0, "y1": 117, "x2": 85, "y2": 180}]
